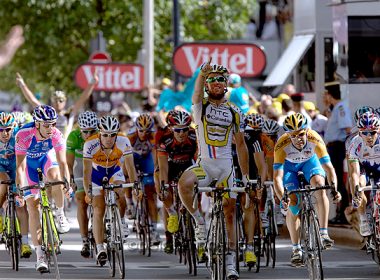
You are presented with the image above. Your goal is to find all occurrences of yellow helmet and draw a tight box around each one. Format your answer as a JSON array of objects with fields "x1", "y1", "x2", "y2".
[
  {"x1": 283, "y1": 113, "x2": 308, "y2": 132},
  {"x1": 135, "y1": 113, "x2": 154, "y2": 130}
]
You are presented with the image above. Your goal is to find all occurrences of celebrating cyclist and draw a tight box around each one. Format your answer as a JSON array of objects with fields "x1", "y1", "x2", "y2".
[
  {"x1": 348, "y1": 112, "x2": 380, "y2": 236},
  {"x1": 83, "y1": 115, "x2": 137, "y2": 265},
  {"x1": 178, "y1": 58, "x2": 249, "y2": 279},
  {"x1": 128, "y1": 113, "x2": 160, "y2": 245},
  {"x1": 66, "y1": 111, "x2": 98, "y2": 258},
  {"x1": 15, "y1": 105, "x2": 72, "y2": 272},
  {"x1": 273, "y1": 113, "x2": 341, "y2": 267},
  {"x1": 0, "y1": 112, "x2": 32, "y2": 258}
]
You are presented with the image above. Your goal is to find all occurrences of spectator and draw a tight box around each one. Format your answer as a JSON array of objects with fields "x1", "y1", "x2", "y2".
[
  {"x1": 258, "y1": 94, "x2": 272, "y2": 115},
  {"x1": 304, "y1": 101, "x2": 328, "y2": 138},
  {"x1": 227, "y1": 73, "x2": 250, "y2": 114},
  {"x1": 324, "y1": 81, "x2": 352, "y2": 224},
  {"x1": 290, "y1": 92, "x2": 312, "y2": 127},
  {"x1": 278, "y1": 98, "x2": 294, "y2": 125},
  {"x1": 245, "y1": 18, "x2": 257, "y2": 41}
]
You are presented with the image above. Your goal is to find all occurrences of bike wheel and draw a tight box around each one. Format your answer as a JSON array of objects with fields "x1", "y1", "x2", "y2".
[
  {"x1": 254, "y1": 202, "x2": 261, "y2": 273},
  {"x1": 304, "y1": 212, "x2": 324, "y2": 280},
  {"x1": 88, "y1": 206, "x2": 96, "y2": 259},
  {"x1": 144, "y1": 199, "x2": 151, "y2": 257},
  {"x1": 266, "y1": 202, "x2": 276, "y2": 268},
  {"x1": 112, "y1": 206, "x2": 125, "y2": 279},
  {"x1": 9, "y1": 203, "x2": 19, "y2": 271},
  {"x1": 136, "y1": 201, "x2": 146, "y2": 256},
  {"x1": 212, "y1": 212, "x2": 226, "y2": 280},
  {"x1": 188, "y1": 215, "x2": 197, "y2": 276},
  {"x1": 45, "y1": 210, "x2": 60, "y2": 279}
]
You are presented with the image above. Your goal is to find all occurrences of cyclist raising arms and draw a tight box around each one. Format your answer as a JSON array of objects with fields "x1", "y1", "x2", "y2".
[
  {"x1": 348, "y1": 112, "x2": 380, "y2": 236},
  {"x1": 178, "y1": 58, "x2": 249, "y2": 279},
  {"x1": 66, "y1": 111, "x2": 98, "y2": 258},
  {"x1": 273, "y1": 113, "x2": 341, "y2": 266},
  {"x1": 15, "y1": 105, "x2": 72, "y2": 272},
  {"x1": 0, "y1": 112, "x2": 32, "y2": 258},
  {"x1": 83, "y1": 116, "x2": 137, "y2": 265}
]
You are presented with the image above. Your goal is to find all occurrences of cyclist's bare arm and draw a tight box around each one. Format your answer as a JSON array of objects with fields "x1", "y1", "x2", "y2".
[
  {"x1": 273, "y1": 168, "x2": 285, "y2": 201},
  {"x1": 83, "y1": 158, "x2": 92, "y2": 195},
  {"x1": 321, "y1": 162, "x2": 337, "y2": 191},
  {"x1": 66, "y1": 152, "x2": 75, "y2": 178},
  {"x1": 253, "y1": 150, "x2": 268, "y2": 182},
  {"x1": 348, "y1": 159, "x2": 361, "y2": 193},
  {"x1": 158, "y1": 154, "x2": 169, "y2": 184},
  {"x1": 56, "y1": 148, "x2": 70, "y2": 183},
  {"x1": 15, "y1": 154, "x2": 26, "y2": 187},
  {"x1": 16, "y1": 72, "x2": 41, "y2": 108},
  {"x1": 235, "y1": 131, "x2": 250, "y2": 176},
  {"x1": 124, "y1": 154, "x2": 138, "y2": 182},
  {"x1": 193, "y1": 57, "x2": 212, "y2": 104}
]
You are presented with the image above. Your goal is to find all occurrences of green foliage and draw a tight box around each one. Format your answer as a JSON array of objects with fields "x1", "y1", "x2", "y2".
[{"x1": 0, "y1": 0, "x2": 254, "y2": 101}]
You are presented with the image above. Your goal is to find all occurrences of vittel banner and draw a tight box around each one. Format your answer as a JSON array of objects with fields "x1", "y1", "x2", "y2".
[
  {"x1": 74, "y1": 63, "x2": 144, "y2": 92},
  {"x1": 173, "y1": 42, "x2": 266, "y2": 77}
]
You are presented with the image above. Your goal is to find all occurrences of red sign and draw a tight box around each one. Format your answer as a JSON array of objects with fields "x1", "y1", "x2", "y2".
[
  {"x1": 173, "y1": 42, "x2": 266, "y2": 78},
  {"x1": 74, "y1": 63, "x2": 144, "y2": 92},
  {"x1": 89, "y1": 51, "x2": 112, "y2": 63}
]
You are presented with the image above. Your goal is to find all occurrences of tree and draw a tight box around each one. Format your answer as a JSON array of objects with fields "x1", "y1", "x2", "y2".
[{"x1": 0, "y1": 0, "x2": 253, "y2": 101}]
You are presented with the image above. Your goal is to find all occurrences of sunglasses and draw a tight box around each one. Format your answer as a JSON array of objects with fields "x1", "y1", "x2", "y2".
[
  {"x1": 81, "y1": 129, "x2": 97, "y2": 135},
  {"x1": 42, "y1": 122, "x2": 56, "y2": 128},
  {"x1": 0, "y1": 127, "x2": 12, "y2": 133},
  {"x1": 101, "y1": 132, "x2": 117, "y2": 138},
  {"x1": 289, "y1": 131, "x2": 306, "y2": 139},
  {"x1": 138, "y1": 129, "x2": 150, "y2": 133},
  {"x1": 206, "y1": 76, "x2": 226, "y2": 83},
  {"x1": 173, "y1": 127, "x2": 189, "y2": 133},
  {"x1": 53, "y1": 98, "x2": 66, "y2": 103},
  {"x1": 360, "y1": 130, "x2": 378, "y2": 137}
]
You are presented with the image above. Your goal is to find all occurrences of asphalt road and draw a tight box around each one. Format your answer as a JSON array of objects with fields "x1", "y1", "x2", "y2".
[{"x1": 0, "y1": 206, "x2": 379, "y2": 280}]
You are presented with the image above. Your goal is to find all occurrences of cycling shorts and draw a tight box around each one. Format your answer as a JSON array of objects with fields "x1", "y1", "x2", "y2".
[
  {"x1": 283, "y1": 154, "x2": 325, "y2": 216},
  {"x1": 24, "y1": 150, "x2": 59, "y2": 199},
  {"x1": 0, "y1": 163, "x2": 16, "y2": 181},
  {"x1": 91, "y1": 165, "x2": 125, "y2": 196},
  {"x1": 186, "y1": 158, "x2": 237, "y2": 199}
]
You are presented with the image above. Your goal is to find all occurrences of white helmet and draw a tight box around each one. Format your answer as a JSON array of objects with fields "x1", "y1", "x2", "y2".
[
  {"x1": 51, "y1": 90, "x2": 66, "y2": 100},
  {"x1": 78, "y1": 111, "x2": 98, "y2": 129},
  {"x1": 262, "y1": 119, "x2": 280, "y2": 135},
  {"x1": 98, "y1": 115, "x2": 120, "y2": 133}
]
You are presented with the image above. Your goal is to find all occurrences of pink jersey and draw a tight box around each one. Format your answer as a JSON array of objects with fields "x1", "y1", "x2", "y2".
[{"x1": 15, "y1": 122, "x2": 65, "y2": 159}]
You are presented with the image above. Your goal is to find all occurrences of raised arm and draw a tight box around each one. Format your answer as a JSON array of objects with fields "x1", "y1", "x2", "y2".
[
  {"x1": 16, "y1": 72, "x2": 41, "y2": 108},
  {"x1": 0, "y1": 25, "x2": 24, "y2": 70},
  {"x1": 71, "y1": 70, "x2": 99, "y2": 117},
  {"x1": 193, "y1": 57, "x2": 212, "y2": 104}
]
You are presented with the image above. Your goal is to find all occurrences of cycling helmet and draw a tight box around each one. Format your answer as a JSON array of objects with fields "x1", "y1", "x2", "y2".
[
  {"x1": 11, "y1": 111, "x2": 24, "y2": 126},
  {"x1": 354, "y1": 106, "x2": 374, "y2": 123},
  {"x1": 357, "y1": 112, "x2": 380, "y2": 130},
  {"x1": 98, "y1": 115, "x2": 120, "y2": 133},
  {"x1": 0, "y1": 112, "x2": 15, "y2": 127},
  {"x1": 207, "y1": 64, "x2": 229, "y2": 79},
  {"x1": 375, "y1": 107, "x2": 380, "y2": 117},
  {"x1": 32, "y1": 105, "x2": 58, "y2": 123},
  {"x1": 166, "y1": 110, "x2": 192, "y2": 126},
  {"x1": 245, "y1": 113, "x2": 264, "y2": 130},
  {"x1": 51, "y1": 90, "x2": 67, "y2": 100},
  {"x1": 262, "y1": 119, "x2": 280, "y2": 135},
  {"x1": 228, "y1": 73, "x2": 241, "y2": 85},
  {"x1": 135, "y1": 113, "x2": 154, "y2": 131},
  {"x1": 78, "y1": 111, "x2": 98, "y2": 129},
  {"x1": 283, "y1": 113, "x2": 308, "y2": 132}
]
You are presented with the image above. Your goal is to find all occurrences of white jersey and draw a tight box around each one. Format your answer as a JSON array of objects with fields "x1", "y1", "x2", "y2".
[
  {"x1": 192, "y1": 99, "x2": 244, "y2": 159},
  {"x1": 348, "y1": 135, "x2": 380, "y2": 169}
]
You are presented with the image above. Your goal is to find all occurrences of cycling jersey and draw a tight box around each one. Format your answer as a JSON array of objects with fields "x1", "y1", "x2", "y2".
[
  {"x1": 260, "y1": 133, "x2": 277, "y2": 158},
  {"x1": 128, "y1": 131, "x2": 155, "y2": 185},
  {"x1": 348, "y1": 135, "x2": 380, "y2": 179},
  {"x1": 192, "y1": 99, "x2": 244, "y2": 159},
  {"x1": 67, "y1": 128, "x2": 85, "y2": 191},
  {"x1": 83, "y1": 133, "x2": 133, "y2": 195},
  {"x1": 0, "y1": 127, "x2": 19, "y2": 179}
]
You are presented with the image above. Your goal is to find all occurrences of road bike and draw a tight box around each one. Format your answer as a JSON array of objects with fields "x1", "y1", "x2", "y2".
[
  {"x1": 284, "y1": 172, "x2": 333, "y2": 280},
  {"x1": 21, "y1": 168, "x2": 65, "y2": 280},
  {"x1": 0, "y1": 179, "x2": 21, "y2": 271}
]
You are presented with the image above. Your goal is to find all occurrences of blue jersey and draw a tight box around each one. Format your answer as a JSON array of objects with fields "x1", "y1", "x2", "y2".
[
  {"x1": 0, "y1": 127, "x2": 19, "y2": 173},
  {"x1": 228, "y1": 87, "x2": 250, "y2": 114}
]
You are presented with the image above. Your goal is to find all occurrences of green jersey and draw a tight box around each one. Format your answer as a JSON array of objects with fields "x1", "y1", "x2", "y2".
[{"x1": 67, "y1": 128, "x2": 85, "y2": 158}]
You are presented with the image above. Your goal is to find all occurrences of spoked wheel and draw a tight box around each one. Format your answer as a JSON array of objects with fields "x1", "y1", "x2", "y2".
[
  {"x1": 211, "y1": 213, "x2": 226, "y2": 280},
  {"x1": 303, "y1": 213, "x2": 323, "y2": 280},
  {"x1": 185, "y1": 213, "x2": 197, "y2": 276},
  {"x1": 9, "y1": 203, "x2": 19, "y2": 271},
  {"x1": 235, "y1": 202, "x2": 244, "y2": 274},
  {"x1": 112, "y1": 207, "x2": 126, "y2": 279},
  {"x1": 144, "y1": 199, "x2": 151, "y2": 257},
  {"x1": 263, "y1": 203, "x2": 276, "y2": 268},
  {"x1": 46, "y1": 210, "x2": 61, "y2": 280},
  {"x1": 252, "y1": 203, "x2": 261, "y2": 273}
]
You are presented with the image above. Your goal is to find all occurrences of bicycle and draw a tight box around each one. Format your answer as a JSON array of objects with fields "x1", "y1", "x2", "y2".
[
  {"x1": 134, "y1": 172, "x2": 153, "y2": 257},
  {"x1": 98, "y1": 177, "x2": 135, "y2": 279},
  {"x1": 284, "y1": 171, "x2": 333, "y2": 280},
  {"x1": 193, "y1": 179, "x2": 250, "y2": 280},
  {"x1": 20, "y1": 168, "x2": 65, "y2": 280},
  {"x1": 355, "y1": 177, "x2": 380, "y2": 266},
  {"x1": 0, "y1": 179, "x2": 21, "y2": 271}
]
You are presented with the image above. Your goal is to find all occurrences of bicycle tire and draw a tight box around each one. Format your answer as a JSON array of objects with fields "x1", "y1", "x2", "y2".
[
  {"x1": 183, "y1": 213, "x2": 192, "y2": 275},
  {"x1": 254, "y1": 202, "x2": 261, "y2": 273},
  {"x1": 9, "y1": 202, "x2": 19, "y2": 271},
  {"x1": 45, "y1": 209, "x2": 60, "y2": 279},
  {"x1": 188, "y1": 214, "x2": 197, "y2": 276},
  {"x1": 235, "y1": 200, "x2": 244, "y2": 274},
  {"x1": 144, "y1": 198, "x2": 151, "y2": 257},
  {"x1": 266, "y1": 202, "x2": 276, "y2": 268},
  {"x1": 136, "y1": 200, "x2": 146, "y2": 256},
  {"x1": 88, "y1": 205, "x2": 96, "y2": 259},
  {"x1": 212, "y1": 211, "x2": 226, "y2": 280},
  {"x1": 112, "y1": 206, "x2": 125, "y2": 279},
  {"x1": 304, "y1": 211, "x2": 324, "y2": 280}
]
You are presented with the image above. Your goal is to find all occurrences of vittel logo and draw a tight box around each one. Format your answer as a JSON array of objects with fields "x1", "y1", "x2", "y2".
[{"x1": 173, "y1": 43, "x2": 266, "y2": 77}]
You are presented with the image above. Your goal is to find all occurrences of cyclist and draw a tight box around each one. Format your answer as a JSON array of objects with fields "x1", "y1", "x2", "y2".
[
  {"x1": 156, "y1": 110, "x2": 197, "y2": 253},
  {"x1": 16, "y1": 71, "x2": 98, "y2": 138},
  {"x1": 66, "y1": 111, "x2": 98, "y2": 257},
  {"x1": 11, "y1": 111, "x2": 33, "y2": 128},
  {"x1": 0, "y1": 112, "x2": 32, "y2": 258},
  {"x1": 15, "y1": 105, "x2": 72, "y2": 272},
  {"x1": 273, "y1": 113, "x2": 341, "y2": 266},
  {"x1": 128, "y1": 113, "x2": 160, "y2": 245},
  {"x1": 348, "y1": 112, "x2": 380, "y2": 236},
  {"x1": 83, "y1": 115, "x2": 137, "y2": 265},
  {"x1": 178, "y1": 58, "x2": 249, "y2": 279}
]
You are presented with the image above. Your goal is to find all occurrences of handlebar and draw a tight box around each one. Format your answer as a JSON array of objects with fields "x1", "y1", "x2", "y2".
[
  {"x1": 21, "y1": 180, "x2": 66, "y2": 192},
  {"x1": 286, "y1": 185, "x2": 332, "y2": 196},
  {"x1": 357, "y1": 182, "x2": 380, "y2": 192},
  {"x1": 0, "y1": 179, "x2": 14, "y2": 185}
]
